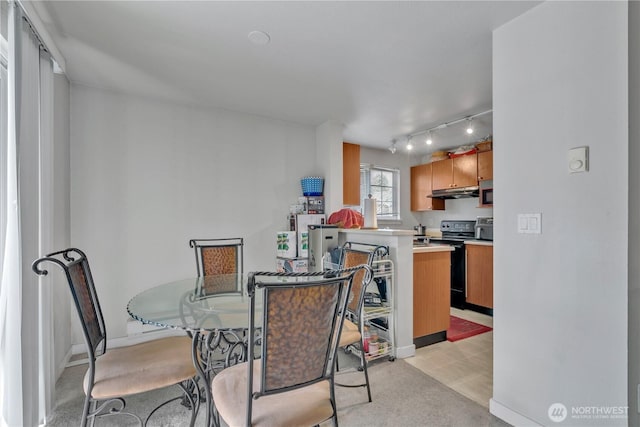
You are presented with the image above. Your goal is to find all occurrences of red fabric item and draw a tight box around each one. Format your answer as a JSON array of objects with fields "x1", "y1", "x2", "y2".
[
  {"x1": 446, "y1": 316, "x2": 492, "y2": 342},
  {"x1": 327, "y1": 209, "x2": 364, "y2": 229},
  {"x1": 448, "y1": 148, "x2": 478, "y2": 158}
]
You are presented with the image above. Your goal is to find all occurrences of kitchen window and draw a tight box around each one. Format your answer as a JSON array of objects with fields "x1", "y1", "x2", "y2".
[{"x1": 360, "y1": 165, "x2": 401, "y2": 221}]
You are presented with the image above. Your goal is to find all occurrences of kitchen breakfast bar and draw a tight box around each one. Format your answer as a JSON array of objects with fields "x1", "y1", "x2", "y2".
[{"x1": 337, "y1": 228, "x2": 454, "y2": 359}]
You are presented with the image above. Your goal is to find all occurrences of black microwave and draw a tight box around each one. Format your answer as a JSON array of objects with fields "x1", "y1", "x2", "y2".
[{"x1": 479, "y1": 180, "x2": 493, "y2": 207}]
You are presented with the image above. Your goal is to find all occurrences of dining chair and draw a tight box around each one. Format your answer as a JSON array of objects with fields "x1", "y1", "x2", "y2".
[
  {"x1": 336, "y1": 242, "x2": 388, "y2": 403},
  {"x1": 186, "y1": 238, "x2": 245, "y2": 367},
  {"x1": 32, "y1": 248, "x2": 199, "y2": 427},
  {"x1": 211, "y1": 266, "x2": 370, "y2": 427},
  {"x1": 189, "y1": 237, "x2": 244, "y2": 277}
]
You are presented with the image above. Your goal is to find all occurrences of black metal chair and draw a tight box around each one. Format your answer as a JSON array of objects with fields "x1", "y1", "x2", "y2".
[
  {"x1": 189, "y1": 237, "x2": 244, "y2": 279},
  {"x1": 32, "y1": 248, "x2": 199, "y2": 427},
  {"x1": 336, "y1": 242, "x2": 388, "y2": 403},
  {"x1": 211, "y1": 266, "x2": 370, "y2": 427},
  {"x1": 185, "y1": 238, "x2": 245, "y2": 369}
]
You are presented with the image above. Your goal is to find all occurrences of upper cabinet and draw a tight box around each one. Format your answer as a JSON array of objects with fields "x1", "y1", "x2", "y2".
[
  {"x1": 343, "y1": 142, "x2": 361, "y2": 206},
  {"x1": 410, "y1": 164, "x2": 444, "y2": 211},
  {"x1": 431, "y1": 155, "x2": 478, "y2": 190},
  {"x1": 477, "y1": 150, "x2": 493, "y2": 181}
]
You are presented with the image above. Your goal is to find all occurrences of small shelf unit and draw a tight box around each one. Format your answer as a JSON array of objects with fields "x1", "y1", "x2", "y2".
[
  {"x1": 326, "y1": 253, "x2": 396, "y2": 362},
  {"x1": 361, "y1": 258, "x2": 395, "y2": 362}
]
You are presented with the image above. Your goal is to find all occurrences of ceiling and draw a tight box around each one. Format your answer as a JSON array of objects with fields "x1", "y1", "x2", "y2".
[{"x1": 31, "y1": 1, "x2": 540, "y2": 155}]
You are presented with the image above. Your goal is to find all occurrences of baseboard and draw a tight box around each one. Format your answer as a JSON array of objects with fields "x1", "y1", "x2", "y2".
[
  {"x1": 414, "y1": 331, "x2": 446, "y2": 348},
  {"x1": 395, "y1": 344, "x2": 416, "y2": 359},
  {"x1": 57, "y1": 348, "x2": 72, "y2": 379},
  {"x1": 70, "y1": 325, "x2": 185, "y2": 357},
  {"x1": 490, "y1": 398, "x2": 542, "y2": 427}
]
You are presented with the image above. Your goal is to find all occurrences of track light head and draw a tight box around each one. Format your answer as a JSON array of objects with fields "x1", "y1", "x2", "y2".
[
  {"x1": 388, "y1": 140, "x2": 397, "y2": 154},
  {"x1": 466, "y1": 118, "x2": 474, "y2": 134}
]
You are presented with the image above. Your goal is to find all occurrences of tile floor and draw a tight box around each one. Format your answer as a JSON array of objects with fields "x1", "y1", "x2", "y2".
[{"x1": 405, "y1": 307, "x2": 493, "y2": 408}]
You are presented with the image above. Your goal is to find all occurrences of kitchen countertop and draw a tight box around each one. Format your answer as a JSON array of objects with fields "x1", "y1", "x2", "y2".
[
  {"x1": 464, "y1": 240, "x2": 494, "y2": 246},
  {"x1": 413, "y1": 244, "x2": 455, "y2": 254},
  {"x1": 338, "y1": 228, "x2": 415, "y2": 236}
]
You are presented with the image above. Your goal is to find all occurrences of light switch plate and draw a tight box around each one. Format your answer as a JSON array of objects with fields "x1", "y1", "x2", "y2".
[
  {"x1": 517, "y1": 213, "x2": 542, "y2": 234},
  {"x1": 568, "y1": 146, "x2": 588, "y2": 173}
]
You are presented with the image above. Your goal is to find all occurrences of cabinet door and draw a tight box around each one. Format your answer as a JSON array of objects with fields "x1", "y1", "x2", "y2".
[
  {"x1": 413, "y1": 251, "x2": 451, "y2": 337},
  {"x1": 431, "y1": 158, "x2": 453, "y2": 190},
  {"x1": 477, "y1": 151, "x2": 493, "y2": 181},
  {"x1": 452, "y1": 155, "x2": 478, "y2": 188},
  {"x1": 466, "y1": 245, "x2": 493, "y2": 308},
  {"x1": 411, "y1": 164, "x2": 444, "y2": 211},
  {"x1": 343, "y1": 142, "x2": 360, "y2": 206}
]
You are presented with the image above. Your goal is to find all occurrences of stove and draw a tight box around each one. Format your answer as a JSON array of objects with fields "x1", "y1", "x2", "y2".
[
  {"x1": 440, "y1": 220, "x2": 476, "y2": 240},
  {"x1": 431, "y1": 220, "x2": 476, "y2": 309}
]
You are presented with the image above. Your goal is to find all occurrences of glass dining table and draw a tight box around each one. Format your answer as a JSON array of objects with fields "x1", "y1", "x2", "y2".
[{"x1": 127, "y1": 274, "x2": 261, "y2": 427}]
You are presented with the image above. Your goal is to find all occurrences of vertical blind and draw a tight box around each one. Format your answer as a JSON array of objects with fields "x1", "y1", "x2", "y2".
[{"x1": 0, "y1": 2, "x2": 55, "y2": 425}]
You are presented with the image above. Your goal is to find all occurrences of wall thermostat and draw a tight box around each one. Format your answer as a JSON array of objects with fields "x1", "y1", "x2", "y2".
[{"x1": 568, "y1": 146, "x2": 588, "y2": 173}]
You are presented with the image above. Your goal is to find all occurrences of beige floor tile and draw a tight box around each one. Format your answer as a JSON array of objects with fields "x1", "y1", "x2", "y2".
[
  {"x1": 409, "y1": 308, "x2": 493, "y2": 409},
  {"x1": 449, "y1": 371, "x2": 493, "y2": 408}
]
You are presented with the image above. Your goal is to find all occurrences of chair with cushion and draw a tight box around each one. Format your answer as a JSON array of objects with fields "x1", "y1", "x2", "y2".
[
  {"x1": 336, "y1": 242, "x2": 388, "y2": 403},
  {"x1": 185, "y1": 238, "x2": 245, "y2": 366},
  {"x1": 211, "y1": 265, "x2": 369, "y2": 427},
  {"x1": 32, "y1": 248, "x2": 199, "y2": 427},
  {"x1": 189, "y1": 237, "x2": 244, "y2": 277}
]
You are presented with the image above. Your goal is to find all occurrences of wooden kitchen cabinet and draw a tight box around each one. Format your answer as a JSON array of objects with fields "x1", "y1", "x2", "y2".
[
  {"x1": 477, "y1": 150, "x2": 493, "y2": 181},
  {"x1": 413, "y1": 251, "x2": 451, "y2": 339},
  {"x1": 431, "y1": 154, "x2": 478, "y2": 190},
  {"x1": 410, "y1": 163, "x2": 444, "y2": 211},
  {"x1": 466, "y1": 244, "x2": 493, "y2": 309},
  {"x1": 343, "y1": 142, "x2": 360, "y2": 206}
]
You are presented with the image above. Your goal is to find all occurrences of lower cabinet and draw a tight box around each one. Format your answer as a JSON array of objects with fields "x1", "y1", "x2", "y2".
[
  {"x1": 413, "y1": 251, "x2": 451, "y2": 341},
  {"x1": 465, "y1": 244, "x2": 493, "y2": 309}
]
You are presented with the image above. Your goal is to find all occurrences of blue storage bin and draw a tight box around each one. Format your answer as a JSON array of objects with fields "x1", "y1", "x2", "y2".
[{"x1": 301, "y1": 177, "x2": 324, "y2": 196}]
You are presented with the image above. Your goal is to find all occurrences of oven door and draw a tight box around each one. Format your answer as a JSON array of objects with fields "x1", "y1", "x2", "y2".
[{"x1": 429, "y1": 238, "x2": 466, "y2": 309}]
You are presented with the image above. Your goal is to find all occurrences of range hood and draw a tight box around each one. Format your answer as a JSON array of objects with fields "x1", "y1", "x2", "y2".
[{"x1": 429, "y1": 186, "x2": 479, "y2": 199}]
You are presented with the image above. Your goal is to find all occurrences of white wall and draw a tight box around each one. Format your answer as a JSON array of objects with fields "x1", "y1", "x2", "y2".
[
  {"x1": 360, "y1": 146, "x2": 416, "y2": 229},
  {"x1": 419, "y1": 197, "x2": 493, "y2": 230},
  {"x1": 628, "y1": 1, "x2": 640, "y2": 424},
  {"x1": 316, "y1": 120, "x2": 344, "y2": 215},
  {"x1": 492, "y1": 2, "x2": 628, "y2": 426},
  {"x1": 70, "y1": 84, "x2": 317, "y2": 341},
  {"x1": 52, "y1": 74, "x2": 71, "y2": 377}
]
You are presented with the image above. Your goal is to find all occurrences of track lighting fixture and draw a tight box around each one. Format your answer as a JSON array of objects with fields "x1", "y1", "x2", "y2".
[
  {"x1": 466, "y1": 118, "x2": 474, "y2": 135},
  {"x1": 399, "y1": 109, "x2": 491, "y2": 149},
  {"x1": 388, "y1": 139, "x2": 397, "y2": 154}
]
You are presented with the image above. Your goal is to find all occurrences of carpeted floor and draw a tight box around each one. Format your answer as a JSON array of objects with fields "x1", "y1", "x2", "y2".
[{"x1": 48, "y1": 353, "x2": 510, "y2": 426}]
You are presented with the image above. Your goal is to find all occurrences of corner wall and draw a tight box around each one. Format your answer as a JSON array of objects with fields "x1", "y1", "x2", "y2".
[
  {"x1": 52, "y1": 73, "x2": 71, "y2": 378},
  {"x1": 492, "y1": 2, "x2": 628, "y2": 425}
]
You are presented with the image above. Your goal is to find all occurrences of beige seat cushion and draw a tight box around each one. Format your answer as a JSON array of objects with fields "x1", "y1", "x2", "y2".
[
  {"x1": 84, "y1": 336, "x2": 196, "y2": 399},
  {"x1": 212, "y1": 360, "x2": 334, "y2": 427},
  {"x1": 339, "y1": 319, "x2": 361, "y2": 347}
]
